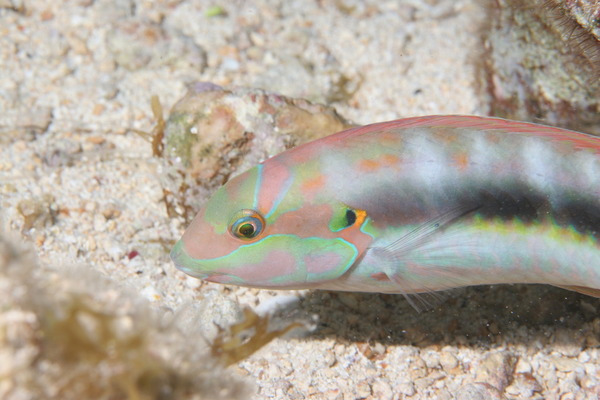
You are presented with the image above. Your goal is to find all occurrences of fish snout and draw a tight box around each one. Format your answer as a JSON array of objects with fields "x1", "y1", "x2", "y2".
[{"x1": 170, "y1": 239, "x2": 209, "y2": 279}]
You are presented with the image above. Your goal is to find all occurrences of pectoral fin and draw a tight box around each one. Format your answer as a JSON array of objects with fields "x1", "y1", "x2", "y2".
[{"x1": 369, "y1": 205, "x2": 479, "y2": 311}]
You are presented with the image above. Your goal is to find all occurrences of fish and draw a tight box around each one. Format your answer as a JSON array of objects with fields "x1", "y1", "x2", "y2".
[{"x1": 171, "y1": 115, "x2": 600, "y2": 309}]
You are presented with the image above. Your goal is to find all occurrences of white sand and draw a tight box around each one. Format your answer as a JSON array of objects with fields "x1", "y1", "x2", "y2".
[{"x1": 1, "y1": 1, "x2": 599, "y2": 399}]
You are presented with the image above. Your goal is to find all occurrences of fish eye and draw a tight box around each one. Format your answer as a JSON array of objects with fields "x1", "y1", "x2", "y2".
[{"x1": 229, "y1": 209, "x2": 265, "y2": 240}]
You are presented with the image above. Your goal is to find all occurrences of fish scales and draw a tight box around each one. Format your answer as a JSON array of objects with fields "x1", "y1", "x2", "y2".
[{"x1": 171, "y1": 115, "x2": 600, "y2": 306}]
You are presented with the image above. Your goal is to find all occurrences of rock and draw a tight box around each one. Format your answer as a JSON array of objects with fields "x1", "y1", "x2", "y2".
[
  {"x1": 371, "y1": 379, "x2": 393, "y2": 400},
  {"x1": 474, "y1": 351, "x2": 516, "y2": 392},
  {"x1": 408, "y1": 356, "x2": 428, "y2": 380},
  {"x1": 550, "y1": 356, "x2": 585, "y2": 374},
  {"x1": 162, "y1": 83, "x2": 352, "y2": 221},
  {"x1": 439, "y1": 351, "x2": 459, "y2": 372},
  {"x1": 504, "y1": 372, "x2": 543, "y2": 398},
  {"x1": 16, "y1": 195, "x2": 56, "y2": 234},
  {"x1": 164, "y1": 83, "x2": 352, "y2": 178},
  {"x1": 394, "y1": 380, "x2": 416, "y2": 397},
  {"x1": 482, "y1": 0, "x2": 600, "y2": 135},
  {"x1": 456, "y1": 382, "x2": 506, "y2": 400}
]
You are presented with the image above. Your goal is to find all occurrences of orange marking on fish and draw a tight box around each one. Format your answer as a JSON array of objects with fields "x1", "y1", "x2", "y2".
[
  {"x1": 354, "y1": 209, "x2": 367, "y2": 226},
  {"x1": 371, "y1": 272, "x2": 390, "y2": 282},
  {"x1": 381, "y1": 154, "x2": 400, "y2": 166},
  {"x1": 453, "y1": 152, "x2": 469, "y2": 171},
  {"x1": 359, "y1": 159, "x2": 381, "y2": 172},
  {"x1": 378, "y1": 131, "x2": 401, "y2": 145},
  {"x1": 302, "y1": 174, "x2": 326, "y2": 192},
  {"x1": 430, "y1": 127, "x2": 458, "y2": 143}
]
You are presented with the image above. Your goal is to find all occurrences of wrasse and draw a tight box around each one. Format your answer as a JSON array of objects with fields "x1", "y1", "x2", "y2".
[{"x1": 171, "y1": 115, "x2": 600, "y2": 309}]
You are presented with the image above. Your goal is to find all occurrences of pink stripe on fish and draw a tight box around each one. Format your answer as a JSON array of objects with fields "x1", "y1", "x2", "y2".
[
  {"x1": 218, "y1": 249, "x2": 299, "y2": 283},
  {"x1": 257, "y1": 160, "x2": 293, "y2": 217},
  {"x1": 304, "y1": 251, "x2": 344, "y2": 275}
]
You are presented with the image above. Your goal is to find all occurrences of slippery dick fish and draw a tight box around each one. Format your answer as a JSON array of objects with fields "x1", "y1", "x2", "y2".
[{"x1": 171, "y1": 115, "x2": 600, "y2": 308}]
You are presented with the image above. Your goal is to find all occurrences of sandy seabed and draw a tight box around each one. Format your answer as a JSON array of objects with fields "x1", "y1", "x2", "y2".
[{"x1": 1, "y1": 1, "x2": 599, "y2": 399}]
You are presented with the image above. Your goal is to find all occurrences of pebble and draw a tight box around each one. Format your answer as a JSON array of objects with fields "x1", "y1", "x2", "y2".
[
  {"x1": 371, "y1": 379, "x2": 393, "y2": 400},
  {"x1": 395, "y1": 380, "x2": 416, "y2": 396},
  {"x1": 86, "y1": 236, "x2": 96, "y2": 252},
  {"x1": 409, "y1": 357, "x2": 428, "y2": 380},
  {"x1": 515, "y1": 358, "x2": 533, "y2": 374},
  {"x1": 140, "y1": 285, "x2": 161, "y2": 301},
  {"x1": 104, "y1": 240, "x2": 125, "y2": 261},
  {"x1": 422, "y1": 350, "x2": 441, "y2": 369},
  {"x1": 93, "y1": 213, "x2": 106, "y2": 232},
  {"x1": 579, "y1": 375, "x2": 598, "y2": 390},
  {"x1": 355, "y1": 380, "x2": 371, "y2": 398},
  {"x1": 577, "y1": 351, "x2": 590, "y2": 363},
  {"x1": 504, "y1": 372, "x2": 543, "y2": 398},
  {"x1": 474, "y1": 351, "x2": 515, "y2": 391},
  {"x1": 184, "y1": 275, "x2": 202, "y2": 289},
  {"x1": 550, "y1": 356, "x2": 585, "y2": 374},
  {"x1": 456, "y1": 383, "x2": 505, "y2": 400},
  {"x1": 440, "y1": 351, "x2": 459, "y2": 372}
]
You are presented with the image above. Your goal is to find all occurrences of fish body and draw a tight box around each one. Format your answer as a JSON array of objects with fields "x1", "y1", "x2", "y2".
[{"x1": 171, "y1": 115, "x2": 600, "y2": 303}]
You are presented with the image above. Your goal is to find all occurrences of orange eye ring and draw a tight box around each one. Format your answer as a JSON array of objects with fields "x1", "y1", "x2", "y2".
[{"x1": 228, "y1": 209, "x2": 265, "y2": 240}]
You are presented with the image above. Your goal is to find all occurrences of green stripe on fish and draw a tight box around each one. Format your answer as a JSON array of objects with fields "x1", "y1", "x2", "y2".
[{"x1": 172, "y1": 234, "x2": 359, "y2": 287}]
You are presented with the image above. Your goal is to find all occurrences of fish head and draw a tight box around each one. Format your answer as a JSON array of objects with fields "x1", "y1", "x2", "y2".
[{"x1": 170, "y1": 162, "x2": 374, "y2": 289}]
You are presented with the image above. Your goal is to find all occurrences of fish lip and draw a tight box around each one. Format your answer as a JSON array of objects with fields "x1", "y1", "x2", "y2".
[
  {"x1": 169, "y1": 246, "x2": 187, "y2": 271},
  {"x1": 173, "y1": 262, "x2": 222, "y2": 281},
  {"x1": 170, "y1": 244, "x2": 228, "y2": 281},
  {"x1": 170, "y1": 240, "x2": 232, "y2": 282},
  {"x1": 170, "y1": 240, "x2": 207, "y2": 278},
  {"x1": 204, "y1": 274, "x2": 227, "y2": 283},
  {"x1": 170, "y1": 256, "x2": 212, "y2": 280}
]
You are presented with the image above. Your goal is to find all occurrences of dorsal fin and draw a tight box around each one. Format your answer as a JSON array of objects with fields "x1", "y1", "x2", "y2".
[{"x1": 319, "y1": 115, "x2": 600, "y2": 153}]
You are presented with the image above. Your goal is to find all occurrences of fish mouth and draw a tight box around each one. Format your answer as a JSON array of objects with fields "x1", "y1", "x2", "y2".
[
  {"x1": 204, "y1": 274, "x2": 229, "y2": 283},
  {"x1": 170, "y1": 239, "x2": 208, "y2": 279},
  {"x1": 170, "y1": 240, "x2": 231, "y2": 282}
]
